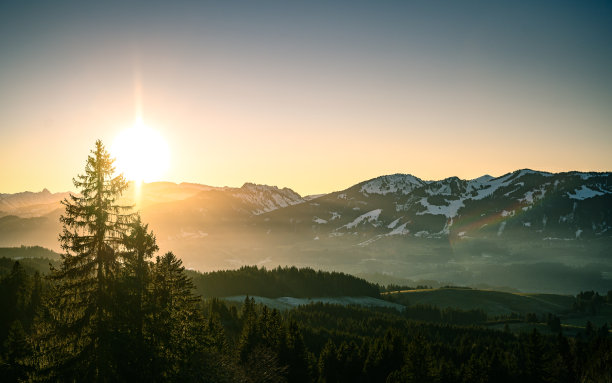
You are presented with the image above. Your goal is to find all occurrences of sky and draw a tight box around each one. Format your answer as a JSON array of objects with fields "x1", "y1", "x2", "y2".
[{"x1": 1, "y1": 0, "x2": 611, "y2": 196}]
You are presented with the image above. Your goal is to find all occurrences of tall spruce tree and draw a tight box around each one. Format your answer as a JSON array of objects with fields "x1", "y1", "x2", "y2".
[
  {"x1": 115, "y1": 216, "x2": 158, "y2": 380},
  {"x1": 36, "y1": 140, "x2": 133, "y2": 381},
  {"x1": 121, "y1": 216, "x2": 158, "y2": 338},
  {"x1": 149, "y1": 251, "x2": 204, "y2": 381}
]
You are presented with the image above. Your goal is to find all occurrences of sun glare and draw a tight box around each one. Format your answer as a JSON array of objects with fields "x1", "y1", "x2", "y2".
[{"x1": 111, "y1": 118, "x2": 170, "y2": 183}]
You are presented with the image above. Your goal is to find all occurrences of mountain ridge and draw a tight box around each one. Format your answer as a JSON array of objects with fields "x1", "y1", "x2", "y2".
[{"x1": 1, "y1": 169, "x2": 610, "y2": 293}]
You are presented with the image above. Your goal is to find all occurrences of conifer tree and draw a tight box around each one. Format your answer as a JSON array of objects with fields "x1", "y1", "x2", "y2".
[
  {"x1": 149, "y1": 251, "x2": 203, "y2": 381},
  {"x1": 115, "y1": 216, "x2": 159, "y2": 380},
  {"x1": 36, "y1": 140, "x2": 133, "y2": 381},
  {"x1": 2, "y1": 320, "x2": 31, "y2": 382},
  {"x1": 283, "y1": 320, "x2": 311, "y2": 383},
  {"x1": 0, "y1": 262, "x2": 30, "y2": 342},
  {"x1": 121, "y1": 216, "x2": 158, "y2": 336}
]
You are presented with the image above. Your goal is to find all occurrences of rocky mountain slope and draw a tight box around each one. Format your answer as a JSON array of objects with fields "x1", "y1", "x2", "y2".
[{"x1": 259, "y1": 169, "x2": 611, "y2": 242}]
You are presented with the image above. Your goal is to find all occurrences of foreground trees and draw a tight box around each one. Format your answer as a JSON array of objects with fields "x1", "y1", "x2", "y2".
[
  {"x1": 32, "y1": 140, "x2": 215, "y2": 382},
  {"x1": 36, "y1": 140, "x2": 133, "y2": 381}
]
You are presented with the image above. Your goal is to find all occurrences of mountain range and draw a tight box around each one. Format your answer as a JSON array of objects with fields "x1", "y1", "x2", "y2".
[{"x1": 1, "y1": 169, "x2": 610, "y2": 293}]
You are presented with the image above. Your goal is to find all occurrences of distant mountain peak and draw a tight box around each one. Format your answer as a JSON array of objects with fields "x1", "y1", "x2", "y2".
[
  {"x1": 241, "y1": 182, "x2": 281, "y2": 191},
  {"x1": 234, "y1": 183, "x2": 304, "y2": 214},
  {"x1": 360, "y1": 174, "x2": 426, "y2": 195},
  {"x1": 471, "y1": 174, "x2": 493, "y2": 183}
]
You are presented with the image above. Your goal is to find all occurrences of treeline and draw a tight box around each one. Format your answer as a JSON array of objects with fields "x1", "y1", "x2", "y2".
[
  {"x1": 402, "y1": 304, "x2": 487, "y2": 325},
  {"x1": 379, "y1": 284, "x2": 432, "y2": 292},
  {"x1": 0, "y1": 246, "x2": 61, "y2": 260},
  {"x1": 203, "y1": 298, "x2": 611, "y2": 382},
  {"x1": 0, "y1": 262, "x2": 45, "y2": 381},
  {"x1": 573, "y1": 290, "x2": 612, "y2": 314},
  {"x1": 0, "y1": 257, "x2": 59, "y2": 277},
  {"x1": 0, "y1": 246, "x2": 61, "y2": 276},
  {"x1": 190, "y1": 265, "x2": 380, "y2": 298},
  {"x1": 282, "y1": 303, "x2": 610, "y2": 382}
]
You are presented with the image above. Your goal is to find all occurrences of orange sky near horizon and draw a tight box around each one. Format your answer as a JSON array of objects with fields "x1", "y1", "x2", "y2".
[{"x1": 1, "y1": 1, "x2": 611, "y2": 196}]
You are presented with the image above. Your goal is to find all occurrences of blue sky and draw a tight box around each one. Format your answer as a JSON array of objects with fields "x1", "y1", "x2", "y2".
[{"x1": 1, "y1": 0, "x2": 611, "y2": 194}]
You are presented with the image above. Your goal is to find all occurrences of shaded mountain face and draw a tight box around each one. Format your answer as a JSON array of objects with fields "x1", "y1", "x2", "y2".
[
  {"x1": 251, "y1": 170, "x2": 611, "y2": 293},
  {"x1": 262, "y1": 169, "x2": 611, "y2": 242},
  {"x1": 1, "y1": 170, "x2": 610, "y2": 293}
]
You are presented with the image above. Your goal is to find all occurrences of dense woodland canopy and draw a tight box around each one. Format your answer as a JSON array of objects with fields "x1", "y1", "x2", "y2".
[
  {"x1": 191, "y1": 266, "x2": 380, "y2": 299},
  {"x1": 0, "y1": 140, "x2": 610, "y2": 382},
  {"x1": 1, "y1": 261, "x2": 611, "y2": 382}
]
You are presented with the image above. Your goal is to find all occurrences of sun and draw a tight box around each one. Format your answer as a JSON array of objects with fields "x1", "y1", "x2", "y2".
[{"x1": 111, "y1": 118, "x2": 170, "y2": 183}]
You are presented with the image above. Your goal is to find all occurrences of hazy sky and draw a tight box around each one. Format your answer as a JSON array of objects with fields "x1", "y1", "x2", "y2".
[{"x1": 1, "y1": 0, "x2": 611, "y2": 195}]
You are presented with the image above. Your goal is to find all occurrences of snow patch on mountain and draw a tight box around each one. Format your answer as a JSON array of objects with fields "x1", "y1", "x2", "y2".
[
  {"x1": 424, "y1": 177, "x2": 464, "y2": 196},
  {"x1": 566, "y1": 185, "x2": 607, "y2": 200},
  {"x1": 387, "y1": 218, "x2": 401, "y2": 229},
  {"x1": 340, "y1": 209, "x2": 382, "y2": 229},
  {"x1": 470, "y1": 173, "x2": 517, "y2": 200},
  {"x1": 417, "y1": 197, "x2": 464, "y2": 218},
  {"x1": 466, "y1": 170, "x2": 550, "y2": 201},
  {"x1": 360, "y1": 174, "x2": 425, "y2": 195},
  {"x1": 497, "y1": 222, "x2": 506, "y2": 236},
  {"x1": 313, "y1": 217, "x2": 328, "y2": 224},
  {"x1": 578, "y1": 173, "x2": 599, "y2": 180},
  {"x1": 521, "y1": 191, "x2": 535, "y2": 204},
  {"x1": 357, "y1": 235, "x2": 384, "y2": 247},
  {"x1": 465, "y1": 175, "x2": 494, "y2": 193},
  {"x1": 233, "y1": 183, "x2": 305, "y2": 214},
  {"x1": 516, "y1": 169, "x2": 553, "y2": 177},
  {"x1": 387, "y1": 222, "x2": 409, "y2": 236}
]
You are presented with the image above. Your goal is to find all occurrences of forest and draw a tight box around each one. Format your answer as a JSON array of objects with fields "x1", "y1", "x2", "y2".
[
  {"x1": 1, "y1": 259, "x2": 611, "y2": 382},
  {"x1": 190, "y1": 266, "x2": 380, "y2": 299},
  {"x1": 0, "y1": 141, "x2": 610, "y2": 382}
]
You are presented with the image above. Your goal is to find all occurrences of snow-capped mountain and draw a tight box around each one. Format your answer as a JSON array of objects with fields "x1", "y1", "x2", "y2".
[
  {"x1": 261, "y1": 169, "x2": 611, "y2": 241},
  {"x1": 1, "y1": 170, "x2": 610, "y2": 293},
  {"x1": 117, "y1": 181, "x2": 304, "y2": 215},
  {"x1": 0, "y1": 180, "x2": 306, "y2": 250},
  {"x1": 359, "y1": 174, "x2": 426, "y2": 195},
  {"x1": 227, "y1": 183, "x2": 304, "y2": 215}
]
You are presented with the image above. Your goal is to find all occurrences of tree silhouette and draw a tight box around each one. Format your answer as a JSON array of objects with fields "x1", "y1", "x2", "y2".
[
  {"x1": 35, "y1": 140, "x2": 133, "y2": 381},
  {"x1": 149, "y1": 251, "x2": 203, "y2": 381},
  {"x1": 115, "y1": 216, "x2": 158, "y2": 380}
]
